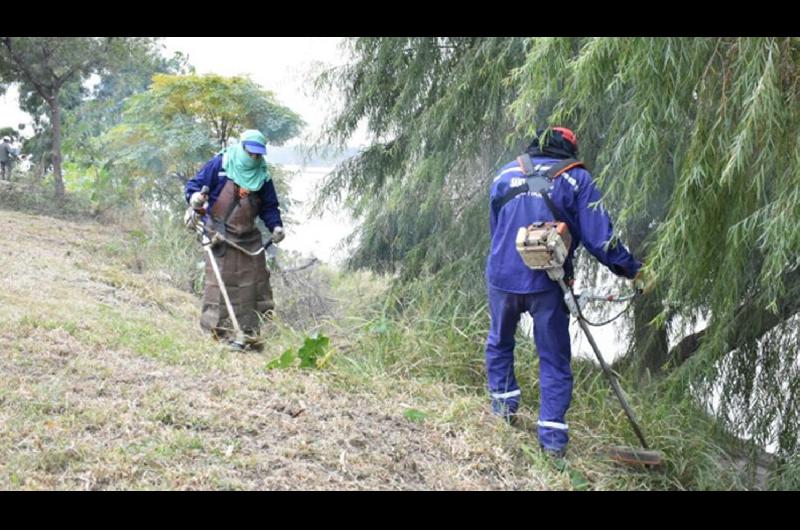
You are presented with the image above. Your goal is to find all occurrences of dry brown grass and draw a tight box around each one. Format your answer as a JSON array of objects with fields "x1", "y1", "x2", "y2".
[{"x1": 0, "y1": 209, "x2": 560, "y2": 490}]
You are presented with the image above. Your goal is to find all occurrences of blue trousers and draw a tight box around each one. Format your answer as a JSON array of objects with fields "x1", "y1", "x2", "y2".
[{"x1": 485, "y1": 285, "x2": 573, "y2": 451}]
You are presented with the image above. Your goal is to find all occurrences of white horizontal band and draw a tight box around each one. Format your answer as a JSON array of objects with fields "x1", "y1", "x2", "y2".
[
  {"x1": 491, "y1": 389, "x2": 521, "y2": 400},
  {"x1": 538, "y1": 420, "x2": 569, "y2": 430},
  {"x1": 499, "y1": 167, "x2": 524, "y2": 178}
]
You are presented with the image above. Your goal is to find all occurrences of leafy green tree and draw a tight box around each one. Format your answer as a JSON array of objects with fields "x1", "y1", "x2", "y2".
[
  {"x1": 320, "y1": 37, "x2": 800, "y2": 456},
  {"x1": 0, "y1": 126, "x2": 20, "y2": 141},
  {"x1": 512, "y1": 38, "x2": 800, "y2": 455},
  {"x1": 16, "y1": 76, "x2": 87, "y2": 181},
  {"x1": 0, "y1": 37, "x2": 157, "y2": 199},
  {"x1": 316, "y1": 38, "x2": 527, "y2": 284},
  {"x1": 104, "y1": 73, "x2": 304, "y2": 210},
  {"x1": 62, "y1": 47, "x2": 193, "y2": 159},
  {"x1": 124, "y1": 73, "x2": 304, "y2": 149},
  {"x1": 59, "y1": 46, "x2": 193, "y2": 209}
]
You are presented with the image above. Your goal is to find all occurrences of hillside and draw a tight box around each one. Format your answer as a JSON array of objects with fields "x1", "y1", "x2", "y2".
[
  {"x1": 0, "y1": 208, "x2": 763, "y2": 490},
  {"x1": 0, "y1": 209, "x2": 561, "y2": 489}
]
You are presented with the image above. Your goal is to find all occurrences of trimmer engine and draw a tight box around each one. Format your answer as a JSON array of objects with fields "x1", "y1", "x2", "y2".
[{"x1": 515, "y1": 221, "x2": 572, "y2": 280}]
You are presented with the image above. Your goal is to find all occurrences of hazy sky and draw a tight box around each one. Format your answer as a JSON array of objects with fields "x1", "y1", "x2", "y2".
[
  {"x1": 0, "y1": 37, "x2": 365, "y2": 146},
  {"x1": 162, "y1": 37, "x2": 358, "y2": 145}
]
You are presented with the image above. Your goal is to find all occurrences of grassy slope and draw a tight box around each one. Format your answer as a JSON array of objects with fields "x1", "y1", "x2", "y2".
[{"x1": 0, "y1": 208, "x2": 752, "y2": 490}]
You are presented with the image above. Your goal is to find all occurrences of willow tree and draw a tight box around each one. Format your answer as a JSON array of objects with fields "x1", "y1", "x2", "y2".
[
  {"x1": 321, "y1": 37, "x2": 800, "y2": 458},
  {"x1": 316, "y1": 38, "x2": 529, "y2": 313},
  {"x1": 511, "y1": 37, "x2": 800, "y2": 459}
]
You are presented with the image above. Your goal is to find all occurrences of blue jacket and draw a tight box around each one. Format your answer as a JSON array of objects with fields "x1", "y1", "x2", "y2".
[
  {"x1": 184, "y1": 155, "x2": 283, "y2": 231},
  {"x1": 486, "y1": 156, "x2": 641, "y2": 294}
]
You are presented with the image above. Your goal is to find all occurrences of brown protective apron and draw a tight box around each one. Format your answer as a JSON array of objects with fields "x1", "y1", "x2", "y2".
[{"x1": 200, "y1": 180, "x2": 274, "y2": 338}]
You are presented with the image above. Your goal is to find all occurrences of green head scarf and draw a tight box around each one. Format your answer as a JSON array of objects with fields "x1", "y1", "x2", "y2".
[{"x1": 220, "y1": 130, "x2": 271, "y2": 191}]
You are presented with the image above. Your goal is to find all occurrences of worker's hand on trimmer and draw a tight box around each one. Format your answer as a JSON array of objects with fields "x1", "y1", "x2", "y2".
[
  {"x1": 632, "y1": 268, "x2": 654, "y2": 295},
  {"x1": 271, "y1": 226, "x2": 285, "y2": 244},
  {"x1": 190, "y1": 191, "x2": 208, "y2": 214}
]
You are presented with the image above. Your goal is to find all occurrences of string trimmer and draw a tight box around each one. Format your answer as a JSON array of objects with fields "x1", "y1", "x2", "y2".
[
  {"x1": 516, "y1": 221, "x2": 664, "y2": 468},
  {"x1": 185, "y1": 186, "x2": 275, "y2": 351}
]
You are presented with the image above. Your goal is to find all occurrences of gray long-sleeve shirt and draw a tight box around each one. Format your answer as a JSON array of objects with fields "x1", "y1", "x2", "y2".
[{"x1": 0, "y1": 143, "x2": 12, "y2": 163}]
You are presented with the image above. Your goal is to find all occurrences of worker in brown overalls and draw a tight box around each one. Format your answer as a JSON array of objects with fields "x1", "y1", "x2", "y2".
[{"x1": 184, "y1": 130, "x2": 285, "y2": 347}]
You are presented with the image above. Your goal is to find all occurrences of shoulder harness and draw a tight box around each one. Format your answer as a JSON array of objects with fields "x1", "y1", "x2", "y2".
[{"x1": 495, "y1": 155, "x2": 584, "y2": 218}]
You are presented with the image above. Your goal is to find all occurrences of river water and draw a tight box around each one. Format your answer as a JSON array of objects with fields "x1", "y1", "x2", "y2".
[{"x1": 278, "y1": 164, "x2": 357, "y2": 266}]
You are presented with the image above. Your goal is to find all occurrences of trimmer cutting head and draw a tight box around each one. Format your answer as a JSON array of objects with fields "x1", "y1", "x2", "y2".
[
  {"x1": 227, "y1": 339, "x2": 246, "y2": 351},
  {"x1": 606, "y1": 445, "x2": 664, "y2": 468}
]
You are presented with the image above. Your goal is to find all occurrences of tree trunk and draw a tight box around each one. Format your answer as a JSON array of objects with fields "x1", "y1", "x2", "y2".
[
  {"x1": 625, "y1": 218, "x2": 670, "y2": 380},
  {"x1": 49, "y1": 95, "x2": 64, "y2": 200},
  {"x1": 667, "y1": 279, "x2": 800, "y2": 367},
  {"x1": 633, "y1": 293, "x2": 671, "y2": 378},
  {"x1": 669, "y1": 327, "x2": 707, "y2": 365}
]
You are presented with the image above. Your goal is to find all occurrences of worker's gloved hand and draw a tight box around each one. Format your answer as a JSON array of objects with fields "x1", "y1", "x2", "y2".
[
  {"x1": 632, "y1": 268, "x2": 654, "y2": 295},
  {"x1": 183, "y1": 207, "x2": 197, "y2": 230},
  {"x1": 271, "y1": 226, "x2": 285, "y2": 244},
  {"x1": 190, "y1": 191, "x2": 208, "y2": 214}
]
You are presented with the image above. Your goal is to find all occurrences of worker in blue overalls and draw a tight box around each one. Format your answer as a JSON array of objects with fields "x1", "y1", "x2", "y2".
[{"x1": 485, "y1": 126, "x2": 642, "y2": 458}]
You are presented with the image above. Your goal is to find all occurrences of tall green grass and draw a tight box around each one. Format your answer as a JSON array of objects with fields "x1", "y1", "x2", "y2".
[
  {"x1": 112, "y1": 209, "x2": 205, "y2": 294},
  {"x1": 322, "y1": 270, "x2": 758, "y2": 490}
]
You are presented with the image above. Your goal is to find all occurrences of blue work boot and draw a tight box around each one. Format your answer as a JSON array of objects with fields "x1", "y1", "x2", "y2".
[
  {"x1": 491, "y1": 400, "x2": 519, "y2": 426},
  {"x1": 540, "y1": 444, "x2": 567, "y2": 460}
]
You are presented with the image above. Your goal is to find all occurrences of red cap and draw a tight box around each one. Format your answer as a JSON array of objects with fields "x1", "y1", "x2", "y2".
[{"x1": 552, "y1": 127, "x2": 577, "y2": 147}]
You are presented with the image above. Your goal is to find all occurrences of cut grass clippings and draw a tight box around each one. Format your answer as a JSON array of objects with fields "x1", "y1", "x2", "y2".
[{"x1": 0, "y1": 208, "x2": 757, "y2": 490}]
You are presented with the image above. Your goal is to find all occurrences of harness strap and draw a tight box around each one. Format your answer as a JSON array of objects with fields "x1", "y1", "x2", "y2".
[
  {"x1": 498, "y1": 155, "x2": 585, "y2": 283},
  {"x1": 223, "y1": 184, "x2": 241, "y2": 225},
  {"x1": 494, "y1": 156, "x2": 585, "y2": 214}
]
